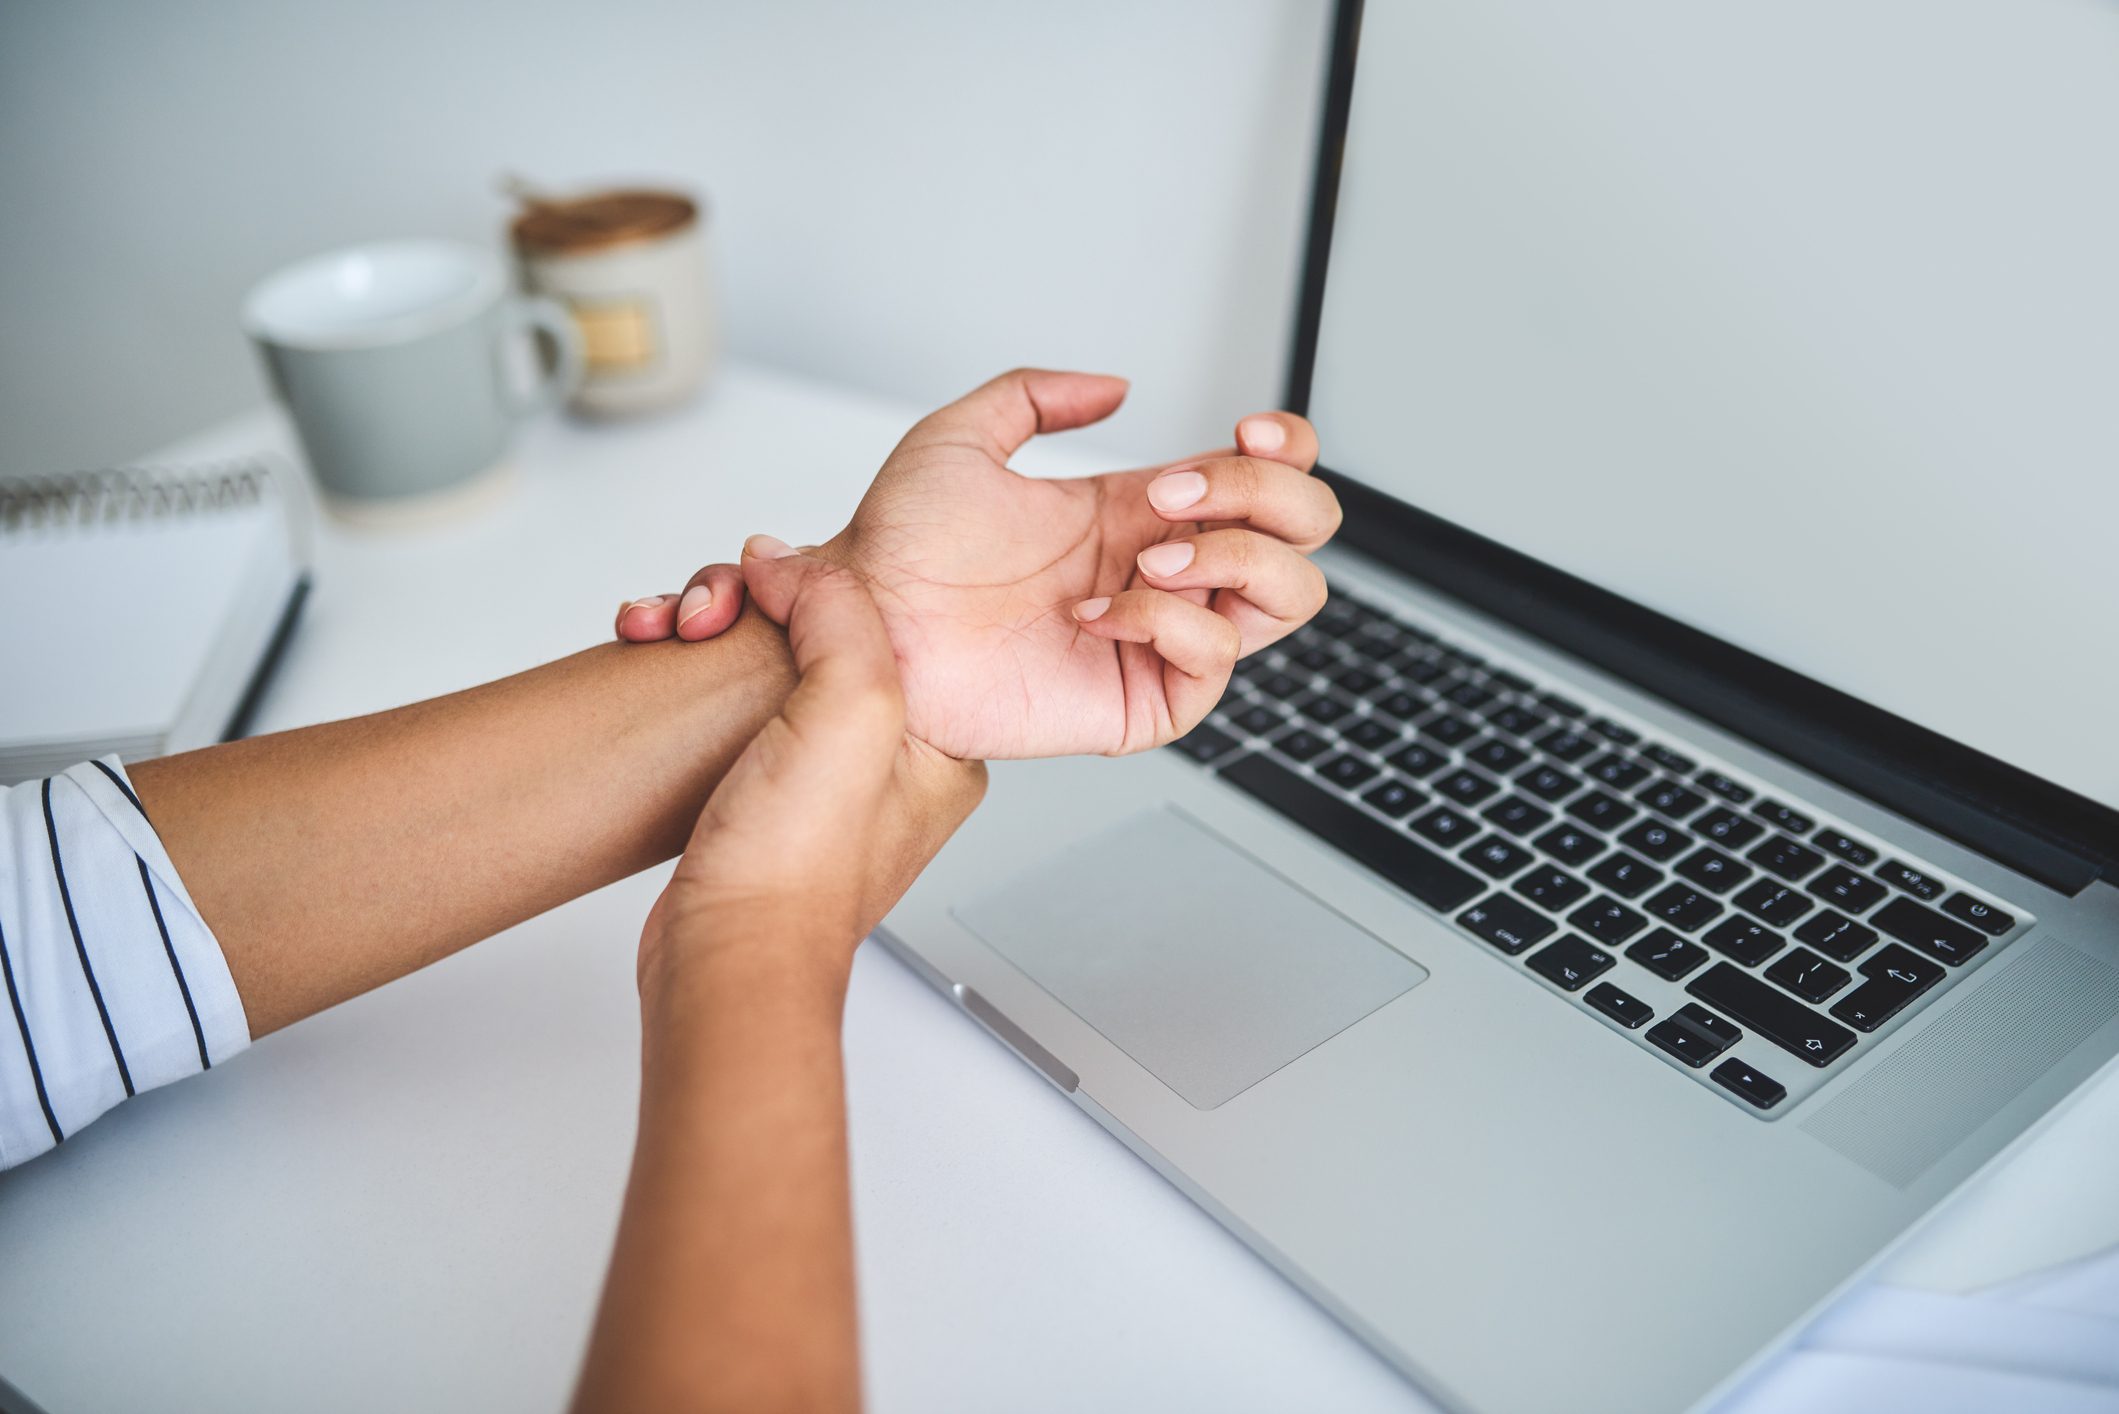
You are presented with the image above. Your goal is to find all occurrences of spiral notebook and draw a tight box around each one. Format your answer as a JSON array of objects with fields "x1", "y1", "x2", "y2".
[{"x1": 0, "y1": 461, "x2": 311, "y2": 784}]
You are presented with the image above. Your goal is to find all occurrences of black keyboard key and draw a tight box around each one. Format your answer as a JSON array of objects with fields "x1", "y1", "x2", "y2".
[
  {"x1": 1568, "y1": 896, "x2": 1648, "y2": 944},
  {"x1": 1692, "y1": 808, "x2": 1765, "y2": 849},
  {"x1": 1688, "y1": 963, "x2": 1854, "y2": 1066},
  {"x1": 1565, "y1": 791, "x2": 1638, "y2": 832},
  {"x1": 1641, "y1": 743, "x2": 1696, "y2": 774},
  {"x1": 1516, "y1": 764, "x2": 1583, "y2": 803},
  {"x1": 1219, "y1": 754, "x2": 1483, "y2": 911},
  {"x1": 1411, "y1": 805, "x2": 1481, "y2": 847},
  {"x1": 1752, "y1": 799, "x2": 1816, "y2": 836},
  {"x1": 1814, "y1": 830, "x2": 1879, "y2": 867},
  {"x1": 1312, "y1": 607, "x2": 1363, "y2": 638},
  {"x1": 1675, "y1": 847, "x2": 1753, "y2": 894},
  {"x1": 1468, "y1": 738, "x2": 1530, "y2": 775},
  {"x1": 1485, "y1": 704, "x2": 1546, "y2": 737},
  {"x1": 1636, "y1": 779, "x2": 1708, "y2": 819},
  {"x1": 1535, "y1": 824, "x2": 1605, "y2": 867},
  {"x1": 1297, "y1": 694, "x2": 1353, "y2": 726},
  {"x1": 1401, "y1": 659, "x2": 1448, "y2": 686},
  {"x1": 1347, "y1": 632, "x2": 1404, "y2": 663},
  {"x1": 1344, "y1": 717, "x2": 1400, "y2": 753},
  {"x1": 1481, "y1": 795, "x2": 1554, "y2": 838},
  {"x1": 1628, "y1": 928, "x2": 1709, "y2": 981},
  {"x1": 1539, "y1": 692, "x2": 1587, "y2": 719},
  {"x1": 1872, "y1": 896, "x2": 1987, "y2": 965},
  {"x1": 1795, "y1": 909, "x2": 1878, "y2": 963},
  {"x1": 1536, "y1": 727, "x2": 1597, "y2": 762},
  {"x1": 1588, "y1": 717, "x2": 1641, "y2": 746},
  {"x1": 1619, "y1": 818, "x2": 1690, "y2": 863},
  {"x1": 1389, "y1": 741, "x2": 1448, "y2": 777},
  {"x1": 1292, "y1": 645, "x2": 1338, "y2": 672},
  {"x1": 1586, "y1": 852, "x2": 1663, "y2": 900},
  {"x1": 1463, "y1": 834, "x2": 1536, "y2": 879},
  {"x1": 1711, "y1": 1059, "x2": 1786, "y2": 1110},
  {"x1": 1486, "y1": 668, "x2": 1531, "y2": 692},
  {"x1": 1317, "y1": 753, "x2": 1380, "y2": 789},
  {"x1": 1695, "y1": 771, "x2": 1754, "y2": 804},
  {"x1": 1747, "y1": 835, "x2": 1826, "y2": 881},
  {"x1": 1376, "y1": 690, "x2": 1427, "y2": 720},
  {"x1": 1732, "y1": 879, "x2": 1814, "y2": 928},
  {"x1": 1446, "y1": 681, "x2": 1495, "y2": 710},
  {"x1": 1764, "y1": 946, "x2": 1851, "y2": 1004},
  {"x1": 1941, "y1": 892, "x2": 2016, "y2": 936},
  {"x1": 1829, "y1": 944, "x2": 1944, "y2": 1031},
  {"x1": 1513, "y1": 865, "x2": 1590, "y2": 912},
  {"x1": 1641, "y1": 884, "x2": 1723, "y2": 932},
  {"x1": 1257, "y1": 671, "x2": 1305, "y2": 699},
  {"x1": 1457, "y1": 894, "x2": 1557, "y2": 955},
  {"x1": 1436, "y1": 768, "x2": 1501, "y2": 805},
  {"x1": 1647, "y1": 1003, "x2": 1741, "y2": 1067},
  {"x1": 1333, "y1": 667, "x2": 1383, "y2": 696},
  {"x1": 1585, "y1": 981, "x2": 1653, "y2": 1029},
  {"x1": 1702, "y1": 917, "x2": 1784, "y2": 967},
  {"x1": 1528, "y1": 935, "x2": 1615, "y2": 991},
  {"x1": 1174, "y1": 724, "x2": 1241, "y2": 763},
  {"x1": 1271, "y1": 727, "x2": 1331, "y2": 762},
  {"x1": 1807, "y1": 865, "x2": 1887, "y2": 913},
  {"x1": 1422, "y1": 714, "x2": 1481, "y2": 747},
  {"x1": 1361, "y1": 777, "x2": 1427, "y2": 818},
  {"x1": 1586, "y1": 752, "x2": 1651, "y2": 791},
  {"x1": 1232, "y1": 702, "x2": 1283, "y2": 735},
  {"x1": 1877, "y1": 859, "x2": 1945, "y2": 900}
]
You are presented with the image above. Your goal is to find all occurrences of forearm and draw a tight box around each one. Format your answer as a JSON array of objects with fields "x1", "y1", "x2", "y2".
[
  {"x1": 131, "y1": 610, "x2": 797, "y2": 1036},
  {"x1": 574, "y1": 946, "x2": 860, "y2": 1414}
]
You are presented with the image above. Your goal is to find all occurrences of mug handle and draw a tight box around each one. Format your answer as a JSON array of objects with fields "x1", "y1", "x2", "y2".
[{"x1": 500, "y1": 295, "x2": 586, "y2": 416}]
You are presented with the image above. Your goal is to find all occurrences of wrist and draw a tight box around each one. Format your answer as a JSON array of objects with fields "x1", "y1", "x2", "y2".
[{"x1": 640, "y1": 925, "x2": 852, "y2": 1024}]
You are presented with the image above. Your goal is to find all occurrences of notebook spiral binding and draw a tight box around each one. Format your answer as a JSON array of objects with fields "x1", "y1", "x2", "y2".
[{"x1": 0, "y1": 461, "x2": 273, "y2": 533}]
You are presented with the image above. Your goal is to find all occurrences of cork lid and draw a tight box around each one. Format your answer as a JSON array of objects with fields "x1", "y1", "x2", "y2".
[{"x1": 510, "y1": 188, "x2": 699, "y2": 254}]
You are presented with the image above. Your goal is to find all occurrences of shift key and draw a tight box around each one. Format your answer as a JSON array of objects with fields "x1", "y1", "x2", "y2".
[{"x1": 1687, "y1": 963, "x2": 1856, "y2": 1067}]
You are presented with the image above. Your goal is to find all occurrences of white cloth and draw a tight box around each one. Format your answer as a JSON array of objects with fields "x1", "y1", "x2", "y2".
[{"x1": 0, "y1": 757, "x2": 248, "y2": 1169}]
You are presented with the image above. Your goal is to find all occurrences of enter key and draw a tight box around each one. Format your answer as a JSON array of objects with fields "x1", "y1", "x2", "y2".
[{"x1": 1830, "y1": 943, "x2": 1945, "y2": 1033}]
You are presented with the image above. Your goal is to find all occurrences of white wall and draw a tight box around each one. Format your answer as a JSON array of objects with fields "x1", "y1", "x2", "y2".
[{"x1": 0, "y1": 0, "x2": 1331, "y2": 475}]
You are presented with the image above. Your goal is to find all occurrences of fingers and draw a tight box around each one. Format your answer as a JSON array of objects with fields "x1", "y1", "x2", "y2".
[
  {"x1": 739, "y1": 535, "x2": 905, "y2": 757},
  {"x1": 902, "y1": 367, "x2": 1131, "y2": 463},
  {"x1": 1143, "y1": 454, "x2": 1343, "y2": 552},
  {"x1": 1233, "y1": 411, "x2": 1319, "y2": 473},
  {"x1": 1071, "y1": 588, "x2": 1240, "y2": 741},
  {"x1": 1132, "y1": 528, "x2": 1329, "y2": 655},
  {"x1": 613, "y1": 564, "x2": 747, "y2": 642}
]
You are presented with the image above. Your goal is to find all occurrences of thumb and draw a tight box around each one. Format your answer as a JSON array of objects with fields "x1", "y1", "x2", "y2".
[
  {"x1": 740, "y1": 535, "x2": 904, "y2": 747},
  {"x1": 898, "y1": 367, "x2": 1130, "y2": 464}
]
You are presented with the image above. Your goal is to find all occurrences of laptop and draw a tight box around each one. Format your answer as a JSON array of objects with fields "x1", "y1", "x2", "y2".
[{"x1": 877, "y1": 2, "x2": 2119, "y2": 1409}]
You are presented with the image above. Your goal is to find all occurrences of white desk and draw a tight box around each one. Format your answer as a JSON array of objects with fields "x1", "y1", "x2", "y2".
[{"x1": 1, "y1": 364, "x2": 2113, "y2": 1414}]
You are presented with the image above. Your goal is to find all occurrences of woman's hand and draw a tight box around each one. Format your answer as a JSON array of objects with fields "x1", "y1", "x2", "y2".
[
  {"x1": 616, "y1": 369, "x2": 1339, "y2": 761},
  {"x1": 636, "y1": 537, "x2": 986, "y2": 998}
]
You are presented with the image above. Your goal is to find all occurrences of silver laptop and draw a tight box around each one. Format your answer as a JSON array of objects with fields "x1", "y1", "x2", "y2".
[{"x1": 878, "y1": 3, "x2": 2119, "y2": 1410}]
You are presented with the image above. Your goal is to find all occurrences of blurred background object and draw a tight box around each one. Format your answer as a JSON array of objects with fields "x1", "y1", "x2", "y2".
[
  {"x1": 509, "y1": 181, "x2": 716, "y2": 417},
  {"x1": 0, "y1": 0, "x2": 1331, "y2": 476}
]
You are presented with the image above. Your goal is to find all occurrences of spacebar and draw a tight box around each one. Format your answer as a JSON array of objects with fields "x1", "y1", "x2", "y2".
[{"x1": 1217, "y1": 753, "x2": 1482, "y2": 911}]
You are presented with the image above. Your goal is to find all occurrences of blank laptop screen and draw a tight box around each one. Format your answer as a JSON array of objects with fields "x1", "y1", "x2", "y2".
[{"x1": 1308, "y1": 0, "x2": 2119, "y2": 811}]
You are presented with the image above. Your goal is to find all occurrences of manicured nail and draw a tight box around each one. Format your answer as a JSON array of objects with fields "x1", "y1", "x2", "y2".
[
  {"x1": 676, "y1": 582, "x2": 714, "y2": 629},
  {"x1": 1073, "y1": 596, "x2": 1112, "y2": 622},
  {"x1": 744, "y1": 533, "x2": 798, "y2": 560},
  {"x1": 623, "y1": 595, "x2": 667, "y2": 614},
  {"x1": 1147, "y1": 469, "x2": 1208, "y2": 513},
  {"x1": 1137, "y1": 541, "x2": 1195, "y2": 578},
  {"x1": 1239, "y1": 416, "x2": 1286, "y2": 453}
]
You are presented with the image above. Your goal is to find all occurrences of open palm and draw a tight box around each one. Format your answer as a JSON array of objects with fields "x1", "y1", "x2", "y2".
[{"x1": 620, "y1": 369, "x2": 1341, "y2": 761}]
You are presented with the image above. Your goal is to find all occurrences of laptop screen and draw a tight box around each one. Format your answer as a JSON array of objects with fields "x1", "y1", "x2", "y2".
[{"x1": 1307, "y1": 0, "x2": 2119, "y2": 813}]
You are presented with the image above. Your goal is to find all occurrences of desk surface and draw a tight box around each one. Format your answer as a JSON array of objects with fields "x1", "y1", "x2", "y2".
[{"x1": 0, "y1": 365, "x2": 2111, "y2": 1414}]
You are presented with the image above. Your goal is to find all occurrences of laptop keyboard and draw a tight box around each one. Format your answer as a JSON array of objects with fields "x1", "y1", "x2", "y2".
[{"x1": 1173, "y1": 585, "x2": 2033, "y2": 1118}]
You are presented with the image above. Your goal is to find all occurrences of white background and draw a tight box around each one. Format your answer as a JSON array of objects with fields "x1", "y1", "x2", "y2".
[{"x1": 0, "y1": 0, "x2": 1330, "y2": 477}]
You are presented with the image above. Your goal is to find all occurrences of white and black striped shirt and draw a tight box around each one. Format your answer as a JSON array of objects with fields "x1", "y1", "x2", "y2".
[{"x1": 0, "y1": 758, "x2": 248, "y2": 1169}]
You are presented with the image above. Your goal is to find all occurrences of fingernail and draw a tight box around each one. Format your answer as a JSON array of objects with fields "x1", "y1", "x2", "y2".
[
  {"x1": 1073, "y1": 596, "x2": 1112, "y2": 622},
  {"x1": 1239, "y1": 416, "x2": 1286, "y2": 452},
  {"x1": 1137, "y1": 541, "x2": 1194, "y2": 578},
  {"x1": 744, "y1": 533, "x2": 798, "y2": 560},
  {"x1": 676, "y1": 582, "x2": 714, "y2": 628},
  {"x1": 1147, "y1": 469, "x2": 1207, "y2": 513},
  {"x1": 623, "y1": 595, "x2": 667, "y2": 614}
]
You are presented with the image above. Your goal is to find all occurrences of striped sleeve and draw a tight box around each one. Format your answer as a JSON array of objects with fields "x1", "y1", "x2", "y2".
[{"x1": 0, "y1": 757, "x2": 250, "y2": 1169}]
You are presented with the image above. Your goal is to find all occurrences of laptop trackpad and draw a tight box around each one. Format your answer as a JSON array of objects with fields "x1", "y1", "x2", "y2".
[{"x1": 952, "y1": 808, "x2": 1427, "y2": 1109}]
